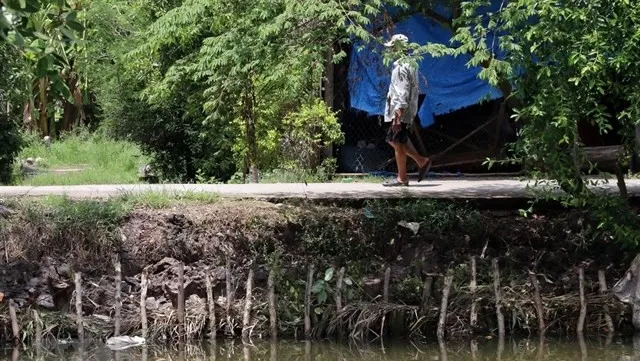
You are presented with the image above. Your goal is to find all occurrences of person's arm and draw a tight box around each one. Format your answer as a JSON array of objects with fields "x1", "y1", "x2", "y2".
[{"x1": 391, "y1": 66, "x2": 410, "y2": 133}]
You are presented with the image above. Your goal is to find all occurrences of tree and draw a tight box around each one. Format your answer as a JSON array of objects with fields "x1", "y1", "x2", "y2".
[
  {"x1": 448, "y1": 0, "x2": 640, "y2": 245},
  {"x1": 127, "y1": 0, "x2": 405, "y2": 182},
  {"x1": 2, "y1": 0, "x2": 87, "y2": 136}
]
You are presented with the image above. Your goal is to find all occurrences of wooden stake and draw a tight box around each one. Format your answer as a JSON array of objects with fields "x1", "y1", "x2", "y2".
[
  {"x1": 383, "y1": 267, "x2": 391, "y2": 302},
  {"x1": 492, "y1": 259, "x2": 505, "y2": 337},
  {"x1": 419, "y1": 276, "x2": 433, "y2": 316},
  {"x1": 140, "y1": 267, "x2": 149, "y2": 340},
  {"x1": 334, "y1": 267, "x2": 345, "y2": 336},
  {"x1": 268, "y1": 268, "x2": 277, "y2": 339},
  {"x1": 437, "y1": 271, "x2": 454, "y2": 341},
  {"x1": 114, "y1": 255, "x2": 122, "y2": 336},
  {"x1": 206, "y1": 267, "x2": 216, "y2": 339},
  {"x1": 577, "y1": 266, "x2": 587, "y2": 334},
  {"x1": 33, "y1": 309, "x2": 41, "y2": 346},
  {"x1": 470, "y1": 257, "x2": 478, "y2": 330},
  {"x1": 529, "y1": 272, "x2": 545, "y2": 334},
  {"x1": 225, "y1": 256, "x2": 234, "y2": 336},
  {"x1": 8, "y1": 299, "x2": 19, "y2": 344},
  {"x1": 242, "y1": 269, "x2": 254, "y2": 342},
  {"x1": 75, "y1": 271, "x2": 84, "y2": 342},
  {"x1": 598, "y1": 270, "x2": 614, "y2": 334},
  {"x1": 304, "y1": 264, "x2": 315, "y2": 339},
  {"x1": 177, "y1": 262, "x2": 185, "y2": 338}
]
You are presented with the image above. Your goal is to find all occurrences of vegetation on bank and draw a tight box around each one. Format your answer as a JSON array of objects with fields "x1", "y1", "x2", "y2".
[
  {"x1": 15, "y1": 130, "x2": 147, "y2": 186},
  {"x1": 0, "y1": 197, "x2": 634, "y2": 342}
]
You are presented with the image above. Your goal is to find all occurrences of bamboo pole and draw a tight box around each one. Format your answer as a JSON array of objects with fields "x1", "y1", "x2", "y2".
[
  {"x1": 470, "y1": 257, "x2": 478, "y2": 330},
  {"x1": 225, "y1": 256, "x2": 234, "y2": 336},
  {"x1": 33, "y1": 309, "x2": 42, "y2": 346},
  {"x1": 8, "y1": 299, "x2": 19, "y2": 344},
  {"x1": 598, "y1": 270, "x2": 615, "y2": 334},
  {"x1": 304, "y1": 264, "x2": 315, "y2": 339},
  {"x1": 242, "y1": 269, "x2": 254, "y2": 342},
  {"x1": 177, "y1": 262, "x2": 185, "y2": 339},
  {"x1": 492, "y1": 259, "x2": 505, "y2": 337},
  {"x1": 206, "y1": 267, "x2": 216, "y2": 339},
  {"x1": 268, "y1": 268, "x2": 277, "y2": 339},
  {"x1": 577, "y1": 266, "x2": 587, "y2": 334},
  {"x1": 334, "y1": 266, "x2": 345, "y2": 336},
  {"x1": 140, "y1": 267, "x2": 149, "y2": 339},
  {"x1": 75, "y1": 272, "x2": 84, "y2": 342},
  {"x1": 419, "y1": 276, "x2": 433, "y2": 316},
  {"x1": 114, "y1": 256, "x2": 122, "y2": 336},
  {"x1": 383, "y1": 267, "x2": 391, "y2": 302},
  {"x1": 437, "y1": 271, "x2": 454, "y2": 341},
  {"x1": 529, "y1": 272, "x2": 545, "y2": 334}
]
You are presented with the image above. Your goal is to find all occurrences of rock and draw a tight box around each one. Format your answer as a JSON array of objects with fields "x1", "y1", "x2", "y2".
[
  {"x1": 363, "y1": 277, "x2": 382, "y2": 299},
  {"x1": 153, "y1": 257, "x2": 179, "y2": 273},
  {"x1": 106, "y1": 336, "x2": 145, "y2": 351},
  {"x1": 0, "y1": 203, "x2": 12, "y2": 219},
  {"x1": 37, "y1": 294, "x2": 54, "y2": 309}
]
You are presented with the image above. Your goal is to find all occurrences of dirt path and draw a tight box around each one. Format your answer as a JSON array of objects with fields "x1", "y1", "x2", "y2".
[{"x1": 0, "y1": 178, "x2": 639, "y2": 199}]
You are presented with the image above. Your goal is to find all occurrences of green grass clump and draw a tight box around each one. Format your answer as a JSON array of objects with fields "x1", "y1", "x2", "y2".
[
  {"x1": 17, "y1": 129, "x2": 147, "y2": 186},
  {"x1": 116, "y1": 190, "x2": 220, "y2": 209}
]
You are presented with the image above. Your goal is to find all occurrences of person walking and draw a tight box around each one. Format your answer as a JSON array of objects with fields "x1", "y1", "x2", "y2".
[{"x1": 382, "y1": 34, "x2": 431, "y2": 187}]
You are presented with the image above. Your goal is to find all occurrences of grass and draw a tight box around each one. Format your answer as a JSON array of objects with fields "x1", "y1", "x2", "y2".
[
  {"x1": 115, "y1": 189, "x2": 221, "y2": 209},
  {"x1": 16, "y1": 129, "x2": 147, "y2": 186}
]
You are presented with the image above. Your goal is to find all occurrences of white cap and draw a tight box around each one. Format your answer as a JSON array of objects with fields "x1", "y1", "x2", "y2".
[{"x1": 384, "y1": 34, "x2": 409, "y2": 47}]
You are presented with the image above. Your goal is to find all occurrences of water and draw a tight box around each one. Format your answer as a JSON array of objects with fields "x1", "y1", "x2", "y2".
[{"x1": 0, "y1": 337, "x2": 636, "y2": 361}]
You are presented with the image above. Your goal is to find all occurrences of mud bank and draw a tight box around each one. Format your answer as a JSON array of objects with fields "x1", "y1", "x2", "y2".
[{"x1": 0, "y1": 198, "x2": 635, "y2": 343}]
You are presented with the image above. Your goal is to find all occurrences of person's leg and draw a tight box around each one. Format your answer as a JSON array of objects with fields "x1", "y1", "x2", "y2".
[
  {"x1": 389, "y1": 141, "x2": 409, "y2": 183},
  {"x1": 405, "y1": 139, "x2": 430, "y2": 168}
]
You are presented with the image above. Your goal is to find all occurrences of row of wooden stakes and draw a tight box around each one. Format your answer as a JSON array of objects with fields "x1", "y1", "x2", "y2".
[{"x1": 4, "y1": 256, "x2": 617, "y2": 345}]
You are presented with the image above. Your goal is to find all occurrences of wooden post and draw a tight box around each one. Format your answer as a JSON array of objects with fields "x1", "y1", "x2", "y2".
[
  {"x1": 492, "y1": 259, "x2": 505, "y2": 337},
  {"x1": 470, "y1": 257, "x2": 478, "y2": 330},
  {"x1": 75, "y1": 272, "x2": 84, "y2": 342},
  {"x1": 225, "y1": 256, "x2": 234, "y2": 336},
  {"x1": 8, "y1": 299, "x2": 19, "y2": 344},
  {"x1": 334, "y1": 267, "x2": 345, "y2": 336},
  {"x1": 304, "y1": 264, "x2": 315, "y2": 339},
  {"x1": 242, "y1": 269, "x2": 254, "y2": 342},
  {"x1": 383, "y1": 267, "x2": 391, "y2": 302},
  {"x1": 177, "y1": 262, "x2": 185, "y2": 339},
  {"x1": 437, "y1": 271, "x2": 454, "y2": 341},
  {"x1": 33, "y1": 309, "x2": 42, "y2": 346},
  {"x1": 268, "y1": 268, "x2": 277, "y2": 339},
  {"x1": 577, "y1": 267, "x2": 587, "y2": 334},
  {"x1": 140, "y1": 267, "x2": 149, "y2": 339},
  {"x1": 598, "y1": 270, "x2": 614, "y2": 334},
  {"x1": 114, "y1": 255, "x2": 122, "y2": 336},
  {"x1": 419, "y1": 276, "x2": 433, "y2": 316},
  {"x1": 529, "y1": 272, "x2": 545, "y2": 334},
  {"x1": 206, "y1": 267, "x2": 216, "y2": 339}
]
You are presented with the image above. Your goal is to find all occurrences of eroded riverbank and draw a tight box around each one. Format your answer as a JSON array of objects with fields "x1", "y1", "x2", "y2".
[{"x1": 0, "y1": 197, "x2": 635, "y2": 343}]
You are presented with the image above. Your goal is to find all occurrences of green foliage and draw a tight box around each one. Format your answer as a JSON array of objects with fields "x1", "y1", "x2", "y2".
[
  {"x1": 364, "y1": 199, "x2": 481, "y2": 236},
  {"x1": 450, "y1": 0, "x2": 640, "y2": 247},
  {"x1": 123, "y1": 0, "x2": 406, "y2": 182},
  {"x1": 16, "y1": 128, "x2": 147, "y2": 185},
  {"x1": 0, "y1": 43, "x2": 25, "y2": 184}
]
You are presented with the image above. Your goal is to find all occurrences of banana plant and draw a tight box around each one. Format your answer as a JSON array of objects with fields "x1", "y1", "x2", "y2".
[{"x1": 2, "y1": 0, "x2": 85, "y2": 135}]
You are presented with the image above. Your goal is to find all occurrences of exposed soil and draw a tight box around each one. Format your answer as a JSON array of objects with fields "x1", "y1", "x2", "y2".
[{"x1": 0, "y1": 199, "x2": 635, "y2": 342}]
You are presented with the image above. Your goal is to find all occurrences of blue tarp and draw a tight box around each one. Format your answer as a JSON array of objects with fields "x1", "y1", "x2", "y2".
[{"x1": 348, "y1": 13, "x2": 504, "y2": 128}]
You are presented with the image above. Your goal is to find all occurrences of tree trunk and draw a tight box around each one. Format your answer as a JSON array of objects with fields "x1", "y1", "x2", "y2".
[
  {"x1": 322, "y1": 46, "x2": 335, "y2": 161},
  {"x1": 244, "y1": 85, "x2": 259, "y2": 183},
  {"x1": 38, "y1": 78, "x2": 48, "y2": 136}
]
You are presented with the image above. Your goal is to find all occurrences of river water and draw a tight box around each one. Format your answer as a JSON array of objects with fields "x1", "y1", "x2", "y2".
[{"x1": 0, "y1": 337, "x2": 636, "y2": 361}]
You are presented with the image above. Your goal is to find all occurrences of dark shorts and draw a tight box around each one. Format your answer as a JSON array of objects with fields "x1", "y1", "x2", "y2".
[{"x1": 385, "y1": 122, "x2": 409, "y2": 144}]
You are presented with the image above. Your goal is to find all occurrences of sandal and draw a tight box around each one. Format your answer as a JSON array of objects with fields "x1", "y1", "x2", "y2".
[
  {"x1": 382, "y1": 179, "x2": 409, "y2": 187},
  {"x1": 418, "y1": 158, "x2": 432, "y2": 182}
]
